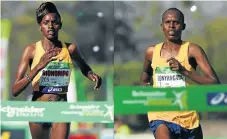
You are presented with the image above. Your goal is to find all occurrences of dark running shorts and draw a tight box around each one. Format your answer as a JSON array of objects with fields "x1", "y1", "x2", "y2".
[
  {"x1": 33, "y1": 122, "x2": 52, "y2": 128},
  {"x1": 149, "y1": 120, "x2": 203, "y2": 139}
]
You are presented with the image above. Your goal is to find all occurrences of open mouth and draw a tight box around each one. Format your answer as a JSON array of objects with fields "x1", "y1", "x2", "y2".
[
  {"x1": 168, "y1": 30, "x2": 179, "y2": 37},
  {"x1": 168, "y1": 30, "x2": 176, "y2": 35},
  {"x1": 48, "y1": 30, "x2": 55, "y2": 35}
]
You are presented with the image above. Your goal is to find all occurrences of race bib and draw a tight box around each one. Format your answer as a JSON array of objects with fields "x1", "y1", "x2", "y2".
[
  {"x1": 155, "y1": 67, "x2": 186, "y2": 88},
  {"x1": 39, "y1": 61, "x2": 71, "y2": 94}
]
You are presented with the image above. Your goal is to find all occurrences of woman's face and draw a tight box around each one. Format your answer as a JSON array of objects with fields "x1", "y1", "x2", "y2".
[{"x1": 39, "y1": 13, "x2": 61, "y2": 40}]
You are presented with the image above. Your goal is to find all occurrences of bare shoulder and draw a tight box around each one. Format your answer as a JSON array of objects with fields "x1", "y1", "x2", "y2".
[
  {"x1": 188, "y1": 43, "x2": 206, "y2": 57},
  {"x1": 25, "y1": 43, "x2": 36, "y2": 50},
  {"x1": 188, "y1": 43, "x2": 202, "y2": 51},
  {"x1": 146, "y1": 45, "x2": 155, "y2": 53},
  {"x1": 23, "y1": 43, "x2": 36, "y2": 59},
  {"x1": 65, "y1": 42, "x2": 78, "y2": 55},
  {"x1": 145, "y1": 44, "x2": 155, "y2": 60}
]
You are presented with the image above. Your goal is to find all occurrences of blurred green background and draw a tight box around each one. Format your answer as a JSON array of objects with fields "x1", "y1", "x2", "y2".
[{"x1": 1, "y1": 1, "x2": 227, "y2": 139}]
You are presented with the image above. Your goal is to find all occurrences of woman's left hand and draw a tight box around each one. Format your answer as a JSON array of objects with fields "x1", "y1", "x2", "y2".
[{"x1": 87, "y1": 71, "x2": 102, "y2": 90}]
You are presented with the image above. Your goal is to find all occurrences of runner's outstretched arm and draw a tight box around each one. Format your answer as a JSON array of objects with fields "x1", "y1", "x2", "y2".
[{"x1": 68, "y1": 43, "x2": 102, "y2": 89}]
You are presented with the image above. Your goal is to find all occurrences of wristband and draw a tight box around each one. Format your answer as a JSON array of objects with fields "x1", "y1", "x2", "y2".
[{"x1": 25, "y1": 74, "x2": 32, "y2": 82}]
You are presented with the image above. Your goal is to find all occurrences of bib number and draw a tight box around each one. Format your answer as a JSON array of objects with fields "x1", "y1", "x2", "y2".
[
  {"x1": 39, "y1": 62, "x2": 71, "y2": 93},
  {"x1": 155, "y1": 67, "x2": 186, "y2": 88}
]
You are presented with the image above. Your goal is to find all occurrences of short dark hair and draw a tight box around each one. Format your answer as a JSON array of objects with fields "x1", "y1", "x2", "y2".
[
  {"x1": 162, "y1": 8, "x2": 184, "y2": 23},
  {"x1": 36, "y1": 2, "x2": 61, "y2": 24}
]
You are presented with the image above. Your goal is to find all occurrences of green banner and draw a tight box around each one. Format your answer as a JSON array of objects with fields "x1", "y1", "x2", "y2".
[
  {"x1": 1, "y1": 101, "x2": 113, "y2": 123},
  {"x1": 114, "y1": 85, "x2": 227, "y2": 115}
]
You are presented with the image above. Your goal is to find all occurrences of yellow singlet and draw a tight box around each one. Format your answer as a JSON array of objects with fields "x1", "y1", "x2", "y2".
[
  {"x1": 147, "y1": 41, "x2": 199, "y2": 129},
  {"x1": 31, "y1": 40, "x2": 73, "y2": 94}
]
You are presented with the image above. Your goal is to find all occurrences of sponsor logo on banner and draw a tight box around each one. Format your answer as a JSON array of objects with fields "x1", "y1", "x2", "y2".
[
  {"x1": 207, "y1": 92, "x2": 227, "y2": 106},
  {"x1": 0, "y1": 105, "x2": 45, "y2": 118},
  {"x1": 123, "y1": 90, "x2": 188, "y2": 110},
  {"x1": 60, "y1": 104, "x2": 114, "y2": 122},
  {"x1": 103, "y1": 104, "x2": 113, "y2": 121},
  {"x1": 1, "y1": 102, "x2": 113, "y2": 123},
  {"x1": 171, "y1": 90, "x2": 188, "y2": 110}
]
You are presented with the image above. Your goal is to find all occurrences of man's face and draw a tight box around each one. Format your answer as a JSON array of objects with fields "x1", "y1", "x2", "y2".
[
  {"x1": 161, "y1": 10, "x2": 184, "y2": 41},
  {"x1": 39, "y1": 13, "x2": 61, "y2": 40}
]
